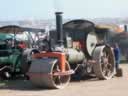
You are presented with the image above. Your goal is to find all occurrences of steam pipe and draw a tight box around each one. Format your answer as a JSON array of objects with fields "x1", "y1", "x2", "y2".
[{"x1": 55, "y1": 12, "x2": 64, "y2": 46}]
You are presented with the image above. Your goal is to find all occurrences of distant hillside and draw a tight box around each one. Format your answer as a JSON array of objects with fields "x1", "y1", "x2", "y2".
[
  {"x1": 0, "y1": 18, "x2": 128, "y2": 29},
  {"x1": 92, "y1": 18, "x2": 128, "y2": 24}
]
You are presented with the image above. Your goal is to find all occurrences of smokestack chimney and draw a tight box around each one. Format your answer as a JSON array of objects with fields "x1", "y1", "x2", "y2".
[
  {"x1": 55, "y1": 12, "x2": 63, "y2": 46},
  {"x1": 124, "y1": 25, "x2": 127, "y2": 32}
]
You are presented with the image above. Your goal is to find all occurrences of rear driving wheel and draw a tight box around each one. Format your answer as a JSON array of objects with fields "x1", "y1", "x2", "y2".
[{"x1": 93, "y1": 45, "x2": 115, "y2": 80}]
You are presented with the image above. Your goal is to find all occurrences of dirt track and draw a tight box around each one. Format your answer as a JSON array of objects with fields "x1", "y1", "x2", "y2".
[{"x1": 0, "y1": 64, "x2": 128, "y2": 96}]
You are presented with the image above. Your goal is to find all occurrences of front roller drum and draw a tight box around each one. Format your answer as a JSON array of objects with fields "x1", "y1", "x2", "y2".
[
  {"x1": 27, "y1": 58, "x2": 72, "y2": 89},
  {"x1": 93, "y1": 45, "x2": 115, "y2": 80}
]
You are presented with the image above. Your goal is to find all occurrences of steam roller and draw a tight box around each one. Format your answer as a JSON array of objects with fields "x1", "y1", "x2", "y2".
[{"x1": 27, "y1": 12, "x2": 115, "y2": 89}]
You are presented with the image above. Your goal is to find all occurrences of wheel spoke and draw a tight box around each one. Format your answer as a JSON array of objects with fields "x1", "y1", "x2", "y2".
[
  {"x1": 58, "y1": 76, "x2": 62, "y2": 85},
  {"x1": 53, "y1": 76, "x2": 62, "y2": 85},
  {"x1": 101, "y1": 48, "x2": 113, "y2": 77}
]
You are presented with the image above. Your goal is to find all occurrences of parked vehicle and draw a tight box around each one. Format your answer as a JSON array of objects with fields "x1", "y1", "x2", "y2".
[{"x1": 0, "y1": 25, "x2": 45, "y2": 79}]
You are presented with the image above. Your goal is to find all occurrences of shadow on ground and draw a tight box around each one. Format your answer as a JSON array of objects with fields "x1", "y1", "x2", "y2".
[
  {"x1": 0, "y1": 80, "x2": 49, "y2": 91},
  {"x1": 0, "y1": 74, "x2": 101, "y2": 91}
]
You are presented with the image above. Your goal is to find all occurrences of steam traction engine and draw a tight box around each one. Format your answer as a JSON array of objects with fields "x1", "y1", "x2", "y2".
[{"x1": 27, "y1": 12, "x2": 115, "y2": 89}]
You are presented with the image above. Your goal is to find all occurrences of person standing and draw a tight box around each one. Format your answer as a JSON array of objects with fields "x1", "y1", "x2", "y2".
[{"x1": 113, "y1": 43, "x2": 121, "y2": 73}]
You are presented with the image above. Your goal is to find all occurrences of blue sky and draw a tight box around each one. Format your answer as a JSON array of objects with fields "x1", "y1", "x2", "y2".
[{"x1": 0, "y1": 0, "x2": 128, "y2": 21}]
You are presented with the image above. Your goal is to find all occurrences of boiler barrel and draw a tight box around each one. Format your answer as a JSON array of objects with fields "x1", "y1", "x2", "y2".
[{"x1": 65, "y1": 48, "x2": 85, "y2": 64}]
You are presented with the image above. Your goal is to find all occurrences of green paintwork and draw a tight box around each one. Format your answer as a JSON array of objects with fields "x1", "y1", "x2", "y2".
[
  {"x1": 0, "y1": 50, "x2": 22, "y2": 72},
  {"x1": 0, "y1": 33, "x2": 13, "y2": 40},
  {"x1": 0, "y1": 33, "x2": 22, "y2": 73}
]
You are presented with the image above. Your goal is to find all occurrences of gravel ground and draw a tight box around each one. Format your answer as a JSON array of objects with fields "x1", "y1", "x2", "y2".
[{"x1": 0, "y1": 64, "x2": 128, "y2": 96}]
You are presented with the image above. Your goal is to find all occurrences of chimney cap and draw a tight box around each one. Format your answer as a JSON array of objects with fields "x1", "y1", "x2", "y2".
[{"x1": 55, "y1": 12, "x2": 63, "y2": 14}]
